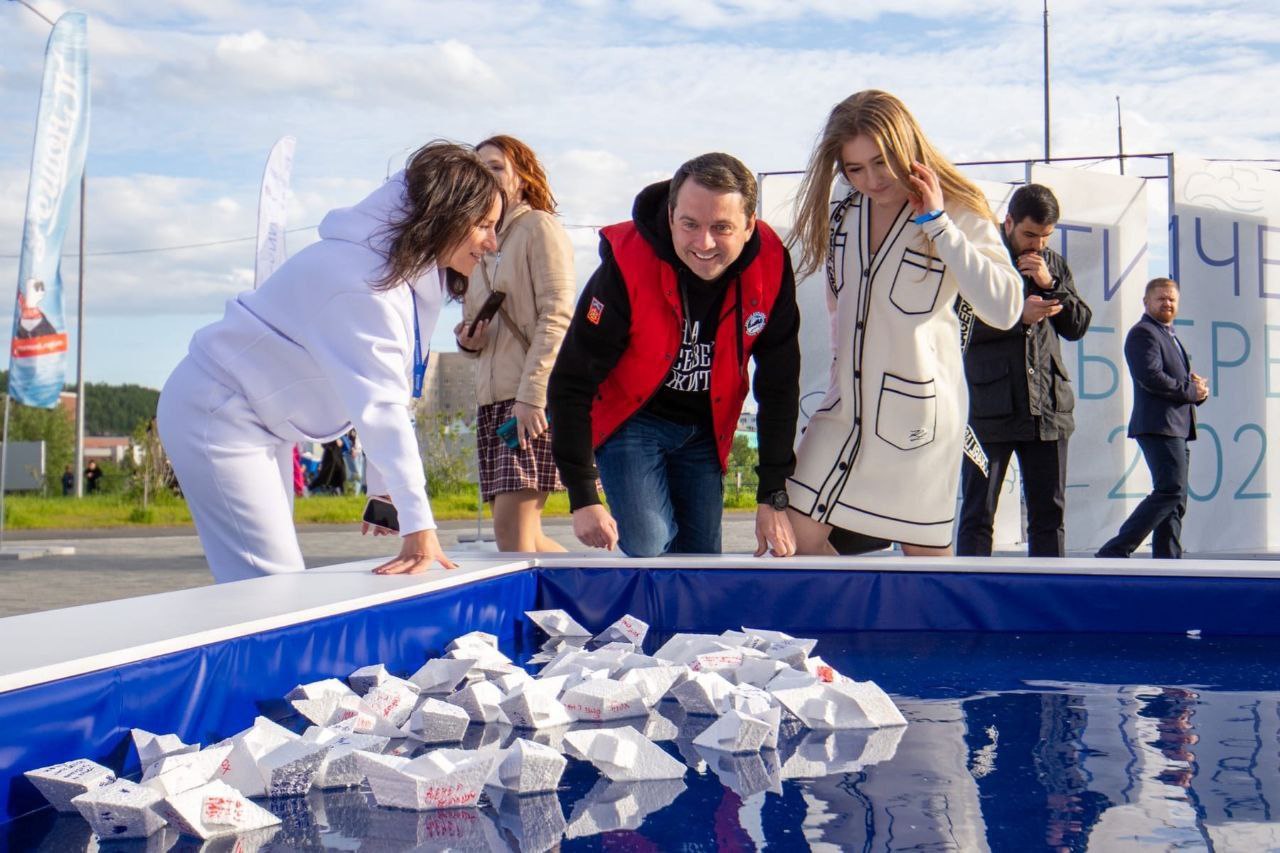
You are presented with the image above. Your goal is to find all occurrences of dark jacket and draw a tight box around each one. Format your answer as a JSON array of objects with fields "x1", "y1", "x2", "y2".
[
  {"x1": 547, "y1": 180, "x2": 800, "y2": 511},
  {"x1": 964, "y1": 238, "x2": 1091, "y2": 442},
  {"x1": 1125, "y1": 313, "x2": 1202, "y2": 440}
]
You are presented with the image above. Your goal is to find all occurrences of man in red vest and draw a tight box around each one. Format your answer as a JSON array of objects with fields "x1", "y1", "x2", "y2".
[{"x1": 548, "y1": 153, "x2": 800, "y2": 556}]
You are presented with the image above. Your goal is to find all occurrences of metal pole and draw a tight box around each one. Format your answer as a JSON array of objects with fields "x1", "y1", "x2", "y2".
[
  {"x1": 1116, "y1": 96, "x2": 1126, "y2": 175},
  {"x1": 12, "y1": 0, "x2": 54, "y2": 25},
  {"x1": 75, "y1": 170, "x2": 86, "y2": 496},
  {"x1": 0, "y1": 394, "x2": 10, "y2": 549},
  {"x1": 1043, "y1": 0, "x2": 1051, "y2": 162}
]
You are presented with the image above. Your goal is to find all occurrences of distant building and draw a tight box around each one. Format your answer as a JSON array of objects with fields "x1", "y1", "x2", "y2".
[
  {"x1": 58, "y1": 391, "x2": 77, "y2": 425},
  {"x1": 86, "y1": 436, "x2": 137, "y2": 465},
  {"x1": 418, "y1": 352, "x2": 477, "y2": 422}
]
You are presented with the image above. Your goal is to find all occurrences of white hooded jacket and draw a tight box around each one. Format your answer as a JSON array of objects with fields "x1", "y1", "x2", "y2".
[{"x1": 188, "y1": 172, "x2": 443, "y2": 534}]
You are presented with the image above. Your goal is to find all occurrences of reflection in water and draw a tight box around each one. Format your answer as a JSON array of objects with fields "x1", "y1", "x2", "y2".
[
  {"x1": 11, "y1": 631, "x2": 1280, "y2": 851},
  {"x1": 695, "y1": 744, "x2": 783, "y2": 798},
  {"x1": 564, "y1": 777, "x2": 687, "y2": 838},
  {"x1": 491, "y1": 789, "x2": 565, "y2": 853}
]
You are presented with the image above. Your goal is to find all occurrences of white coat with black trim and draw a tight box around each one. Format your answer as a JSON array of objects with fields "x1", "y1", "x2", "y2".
[{"x1": 787, "y1": 191, "x2": 1021, "y2": 548}]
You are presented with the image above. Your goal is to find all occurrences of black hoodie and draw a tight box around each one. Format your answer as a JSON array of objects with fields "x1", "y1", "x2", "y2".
[{"x1": 547, "y1": 180, "x2": 800, "y2": 511}]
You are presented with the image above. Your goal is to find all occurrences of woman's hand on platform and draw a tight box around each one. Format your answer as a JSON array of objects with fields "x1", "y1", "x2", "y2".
[{"x1": 371, "y1": 528, "x2": 457, "y2": 575}]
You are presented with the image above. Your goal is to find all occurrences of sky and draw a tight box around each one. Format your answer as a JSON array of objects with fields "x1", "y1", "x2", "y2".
[{"x1": 0, "y1": 0, "x2": 1277, "y2": 390}]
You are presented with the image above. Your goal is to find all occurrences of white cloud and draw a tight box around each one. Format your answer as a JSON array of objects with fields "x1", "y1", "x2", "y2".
[{"x1": 0, "y1": 0, "x2": 1275, "y2": 386}]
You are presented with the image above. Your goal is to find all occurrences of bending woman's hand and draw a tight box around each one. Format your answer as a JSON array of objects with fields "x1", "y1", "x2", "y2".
[
  {"x1": 372, "y1": 529, "x2": 458, "y2": 575},
  {"x1": 907, "y1": 161, "x2": 944, "y2": 216}
]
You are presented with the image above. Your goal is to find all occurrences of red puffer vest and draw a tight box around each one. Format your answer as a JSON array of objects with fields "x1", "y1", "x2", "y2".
[{"x1": 590, "y1": 220, "x2": 786, "y2": 470}]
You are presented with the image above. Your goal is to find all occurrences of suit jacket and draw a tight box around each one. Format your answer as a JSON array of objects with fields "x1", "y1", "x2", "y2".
[{"x1": 1125, "y1": 313, "x2": 1202, "y2": 440}]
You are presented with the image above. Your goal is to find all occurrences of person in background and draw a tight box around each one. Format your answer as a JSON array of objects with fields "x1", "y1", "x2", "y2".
[
  {"x1": 157, "y1": 141, "x2": 502, "y2": 582},
  {"x1": 84, "y1": 460, "x2": 102, "y2": 494},
  {"x1": 1096, "y1": 277, "x2": 1207, "y2": 559},
  {"x1": 292, "y1": 445, "x2": 306, "y2": 498},
  {"x1": 957, "y1": 183, "x2": 1091, "y2": 557},
  {"x1": 342, "y1": 429, "x2": 364, "y2": 495},
  {"x1": 786, "y1": 89, "x2": 1022, "y2": 556},
  {"x1": 309, "y1": 439, "x2": 347, "y2": 495},
  {"x1": 61, "y1": 463, "x2": 74, "y2": 496},
  {"x1": 548, "y1": 152, "x2": 801, "y2": 558},
  {"x1": 455, "y1": 135, "x2": 574, "y2": 552}
]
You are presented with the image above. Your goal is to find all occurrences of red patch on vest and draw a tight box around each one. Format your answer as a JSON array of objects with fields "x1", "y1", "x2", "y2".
[{"x1": 587, "y1": 297, "x2": 604, "y2": 325}]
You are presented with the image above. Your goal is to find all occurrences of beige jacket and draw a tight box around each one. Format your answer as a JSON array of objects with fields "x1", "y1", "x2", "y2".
[{"x1": 461, "y1": 202, "x2": 575, "y2": 408}]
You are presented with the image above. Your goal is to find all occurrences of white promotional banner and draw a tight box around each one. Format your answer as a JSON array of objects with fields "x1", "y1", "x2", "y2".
[
  {"x1": 1029, "y1": 165, "x2": 1150, "y2": 551},
  {"x1": 9, "y1": 12, "x2": 89, "y2": 409},
  {"x1": 254, "y1": 135, "x2": 295, "y2": 288},
  {"x1": 1171, "y1": 157, "x2": 1280, "y2": 552}
]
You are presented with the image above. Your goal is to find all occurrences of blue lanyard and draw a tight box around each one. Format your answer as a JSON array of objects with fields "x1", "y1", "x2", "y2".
[{"x1": 411, "y1": 288, "x2": 426, "y2": 399}]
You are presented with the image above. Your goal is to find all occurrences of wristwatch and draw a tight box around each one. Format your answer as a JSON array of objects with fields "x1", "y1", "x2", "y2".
[{"x1": 765, "y1": 490, "x2": 789, "y2": 511}]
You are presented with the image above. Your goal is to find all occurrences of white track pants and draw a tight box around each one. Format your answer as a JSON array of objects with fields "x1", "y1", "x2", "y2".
[{"x1": 157, "y1": 357, "x2": 304, "y2": 583}]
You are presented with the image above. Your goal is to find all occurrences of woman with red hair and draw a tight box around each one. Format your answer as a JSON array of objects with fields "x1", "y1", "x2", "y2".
[{"x1": 456, "y1": 135, "x2": 575, "y2": 552}]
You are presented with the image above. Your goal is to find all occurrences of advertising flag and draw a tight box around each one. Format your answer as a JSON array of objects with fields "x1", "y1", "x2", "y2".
[
  {"x1": 9, "y1": 12, "x2": 89, "y2": 408},
  {"x1": 254, "y1": 135, "x2": 296, "y2": 287}
]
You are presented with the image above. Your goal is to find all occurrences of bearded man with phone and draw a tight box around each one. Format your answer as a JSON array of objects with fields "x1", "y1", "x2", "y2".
[{"x1": 956, "y1": 183, "x2": 1092, "y2": 557}]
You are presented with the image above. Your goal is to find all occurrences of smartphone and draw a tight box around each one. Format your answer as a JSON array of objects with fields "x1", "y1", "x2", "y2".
[
  {"x1": 467, "y1": 291, "x2": 507, "y2": 337},
  {"x1": 496, "y1": 417, "x2": 520, "y2": 450},
  {"x1": 362, "y1": 496, "x2": 400, "y2": 533}
]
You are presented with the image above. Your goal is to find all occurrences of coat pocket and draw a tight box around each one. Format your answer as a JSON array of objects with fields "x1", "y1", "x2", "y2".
[
  {"x1": 1050, "y1": 352, "x2": 1075, "y2": 413},
  {"x1": 966, "y1": 360, "x2": 1013, "y2": 418},
  {"x1": 889, "y1": 248, "x2": 946, "y2": 315},
  {"x1": 875, "y1": 373, "x2": 937, "y2": 451}
]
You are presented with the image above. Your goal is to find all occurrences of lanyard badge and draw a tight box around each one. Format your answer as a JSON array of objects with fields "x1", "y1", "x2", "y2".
[{"x1": 411, "y1": 288, "x2": 427, "y2": 399}]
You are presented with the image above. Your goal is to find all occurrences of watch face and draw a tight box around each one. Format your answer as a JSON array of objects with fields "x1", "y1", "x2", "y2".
[{"x1": 770, "y1": 491, "x2": 789, "y2": 511}]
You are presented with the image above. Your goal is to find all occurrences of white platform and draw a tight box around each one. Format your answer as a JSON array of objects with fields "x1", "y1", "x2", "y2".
[{"x1": 3, "y1": 552, "x2": 1280, "y2": 695}]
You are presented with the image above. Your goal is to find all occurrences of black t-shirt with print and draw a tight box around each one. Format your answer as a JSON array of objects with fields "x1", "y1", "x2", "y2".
[{"x1": 645, "y1": 269, "x2": 728, "y2": 429}]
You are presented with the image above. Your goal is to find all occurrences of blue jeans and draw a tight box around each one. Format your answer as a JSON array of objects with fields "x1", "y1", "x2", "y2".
[
  {"x1": 595, "y1": 411, "x2": 724, "y2": 556},
  {"x1": 1097, "y1": 435, "x2": 1189, "y2": 558}
]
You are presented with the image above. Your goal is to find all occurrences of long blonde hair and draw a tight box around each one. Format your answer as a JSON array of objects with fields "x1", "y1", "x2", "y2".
[{"x1": 789, "y1": 90, "x2": 992, "y2": 279}]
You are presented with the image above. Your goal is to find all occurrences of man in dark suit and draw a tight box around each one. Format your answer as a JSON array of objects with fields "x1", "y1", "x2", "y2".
[
  {"x1": 1096, "y1": 277, "x2": 1209, "y2": 558},
  {"x1": 957, "y1": 184, "x2": 1092, "y2": 557}
]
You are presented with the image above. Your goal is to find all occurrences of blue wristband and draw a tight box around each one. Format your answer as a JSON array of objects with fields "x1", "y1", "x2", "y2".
[{"x1": 912, "y1": 209, "x2": 944, "y2": 225}]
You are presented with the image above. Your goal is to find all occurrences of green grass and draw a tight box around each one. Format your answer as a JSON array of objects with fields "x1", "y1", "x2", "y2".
[{"x1": 1, "y1": 480, "x2": 757, "y2": 530}]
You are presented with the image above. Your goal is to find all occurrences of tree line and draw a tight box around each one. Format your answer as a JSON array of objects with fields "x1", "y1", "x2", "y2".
[{"x1": 0, "y1": 372, "x2": 160, "y2": 492}]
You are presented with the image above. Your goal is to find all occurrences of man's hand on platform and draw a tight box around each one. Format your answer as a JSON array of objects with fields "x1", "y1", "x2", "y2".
[
  {"x1": 755, "y1": 505, "x2": 797, "y2": 558},
  {"x1": 573, "y1": 505, "x2": 619, "y2": 551}
]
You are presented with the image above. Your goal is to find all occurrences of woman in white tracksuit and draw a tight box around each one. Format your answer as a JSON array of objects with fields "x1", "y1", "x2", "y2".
[
  {"x1": 158, "y1": 142, "x2": 502, "y2": 582},
  {"x1": 786, "y1": 90, "x2": 1022, "y2": 556}
]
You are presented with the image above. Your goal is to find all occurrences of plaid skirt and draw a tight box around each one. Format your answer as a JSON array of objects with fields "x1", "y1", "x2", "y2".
[{"x1": 477, "y1": 399, "x2": 563, "y2": 502}]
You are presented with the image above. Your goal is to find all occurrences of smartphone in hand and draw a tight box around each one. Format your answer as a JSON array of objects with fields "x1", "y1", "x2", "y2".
[
  {"x1": 467, "y1": 291, "x2": 507, "y2": 337},
  {"x1": 362, "y1": 496, "x2": 400, "y2": 533},
  {"x1": 496, "y1": 417, "x2": 520, "y2": 450}
]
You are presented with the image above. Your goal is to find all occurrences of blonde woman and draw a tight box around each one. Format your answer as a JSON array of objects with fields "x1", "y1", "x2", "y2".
[
  {"x1": 455, "y1": 135, "x2": 574, "y2": 552},
  {"x1": 787, "y1": 90, "x2": 1022, "y2": 556}
]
